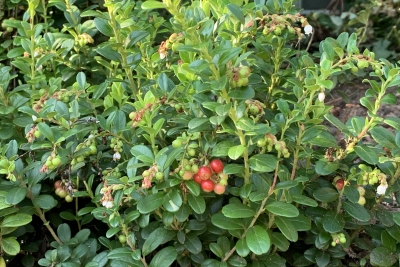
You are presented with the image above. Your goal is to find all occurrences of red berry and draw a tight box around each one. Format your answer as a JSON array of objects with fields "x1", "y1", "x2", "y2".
[
  {"x1": 201, "y1": 180, "x2": 215, "y2": 192},
  {"x1": 193, "y1": 174, "x2": 202, "y2": 184},
  {"x1": 335, "y1": 179, "x2": 344, "y2": 191},
  {"x1": 214, "y1": 184, "x2": 226, "y2": 195},
  {"x1": 198, "y1": 166, "x2": 212, "y2": 180},
  {"x1": 54, "y1": 180, "x2": 62, "y2": 189},
  {"x1": 210, "y1": 159, "x2": 224, "y2": 173}
]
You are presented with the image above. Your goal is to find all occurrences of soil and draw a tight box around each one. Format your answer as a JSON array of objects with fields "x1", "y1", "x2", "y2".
[{"x1": 325, "y1": 81, "x2": 400, "y2": 140}]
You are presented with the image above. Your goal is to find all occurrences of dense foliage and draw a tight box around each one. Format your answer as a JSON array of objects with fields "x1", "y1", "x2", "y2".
[{"x1": 0, "y1": 0, "x2": 400, "y2": 266}]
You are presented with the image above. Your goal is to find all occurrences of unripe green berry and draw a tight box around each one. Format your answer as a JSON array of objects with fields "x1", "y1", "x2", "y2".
[
  {"x1": 172, "y1": 139, "x2": 182, "y2": 148},
  {"x1": 155, "y1": 172, "x2": 164, "y2": 180}
]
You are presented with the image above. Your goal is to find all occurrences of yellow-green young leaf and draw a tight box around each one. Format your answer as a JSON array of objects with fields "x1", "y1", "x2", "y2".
[
  {"x1": 265, "y1": 201, "x2": 299, "y2": 218},
  {"x1": 245, "y1": 226, "x2": 270, "y2": 255},
  {"x1": 141, "y1": 1, "x2": 166, "y2": 10},
  {"x1": 228, "y1": 145, "x2": 246, "y2": 160},
  {"x1": 275, "y1": 216, "x2": 298, "y2": 242},
  {"x1": 1, "y1": 213, "x2": 32, "y2": 227},
  {"x1": 1, "y1": 237, "x2": 20, "y2": 255},
  {"x1": 222, "y1": 203, "x2": 256, "y2": 218}
]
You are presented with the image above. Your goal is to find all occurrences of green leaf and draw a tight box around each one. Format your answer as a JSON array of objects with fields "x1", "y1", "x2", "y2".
[
  {"x1": 324, "y1": 113, "x2": 353, "y2": 136},
  {"x1": 137, "y1": 192, "x2": 165, "y2": 214},
  {"x1": 149, "y1": 246, "x2": 177, "y2": 267},
  {"x1": 313, "y1": 188, "x2": 339, "y2": 202},
  {"x1": 185, "y1": 180, "x2": 200, "y2": 196},
  {"x1": 288, "y1": 214, "x2": 311, "y2": 231},
  {"x1": 32, "y1": 195, "x2": 58, "y2": 210},
  {"x1": 57, "y1": 223, "x2": 71, "y2": 243},
  {"x1": 142, "y1": 227, "x2": 168, "y2": 256},
  {"x1": 236, "y1": 239, "x2": 250, "y2": 257},
  {"x1": 76, "y1": 72, "x2": 86, "y2": 89},
  {"x1": 342, "y1": 202, "x2": 370, "y2": 222},
  {"x1": 130, "y1": 145, "x2": 154, "y2": 164},
  {"x1": 127, "y1": 31, "x2": 149, "y2": 48},
  {"x1": 344, "y1": 186, "x2": 360, "y2": 203},
  {"x1": 141, "y1": 1, "x2": 166, "y2": 9},
  {"x1": 370, "y1": 127, "x2": 396, "y2": 149},
  {"x1": 381, "y1": 230, "x2": 396, "y2": 252},
  {"x1": 1, "y1": 237, "x2": 20, "y2": 255},
  {"x1": 37, "y1": 122, "x2": 54, "y2": 142},
  {"x1": 5, "y1": 187, "x2": 28, "y2": 205},
  {"x1": 291, "y1": 195, "x2": 318, "y2": 207},
  {"x1": 316, "y1": 250, "x2": 330, "y2": 267},
  {"x1": 222, "y1": 203, "x2": 256, "y2": 218},
  {"x1": 187, "y1": 194, "x2": 206, "y2": 214},
  {"x1": 163, "y1": 189, "x2": 182, "y2": 212},
  {"x1": 271, "y1": 232, "x2": 290, "y2": 252},
  {"x1": 1, "y1": 213, "x2": 32, "y2": 227},
  {"x1": 275, "y1": 216, "x2": 298, "y2": 242},
  {"x1": 228, "y1": 145, "x2": 246, "y2": 160},
  {"x1": 227, "y1": 4, "x2": 245, "y2": 24},
  {"x1": 210, "y1": 140, "x2": 235, "y2": 157},
  {"x1": 315, "y1": 160, "x2": 339, "y2": 175},
  {"x1": 276, "y1": 99, "x2": 290, "y2": 117},
  {"x1": 393, "y1": 212, "x2": 400, "y2": 226},
  {"x1": 211, "y1": 213, "x2": 244, "y2": 230},
  {"x1": 94, "y1": 18, "x2": 113, "y2": 37},
  {"x1": 248, "y1": 154, "x2": 277, "y2": 172},
  {"x1": 265, "y1": 201, "x2": 299, "y2": 218},
  {"x1": 184, "y1": 233, "x2": 202, "y2": 254},
  {"x1": 354, "y1": 145, "x2": 378, "y2": 165},
  {"x1": 370, "y1": 247, "x2": 398, "y2": 267},
  {"x1": 322, "y1": 211, "x2": 345, "y2": 233},
  {"x1": 245, "y1": 225, "x2": 271, "y2": 255}
]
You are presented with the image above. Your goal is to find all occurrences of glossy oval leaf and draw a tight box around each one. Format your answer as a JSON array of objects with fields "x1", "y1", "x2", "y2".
[
  {"x1": 265, "y1": 201, "x2": 299, "y2": 218},
  {"x1": 245, "y1": 225, "x2": 270, "y2": 255},
  {"x1": 322, "y1": 211, "x2": 345, "y2": 233},
  {"x1": 222, "y1": 203, "x2": 256, "y2": 218},
  {"x1": 137, "y1": 192, "x2": 165, "y2": 214},
  {"x1": 313, "y1": 188, "x2": 339, "y2": 203},
  {"x1": 343, "y1": 202, "x2": 370, "y2": 222}
]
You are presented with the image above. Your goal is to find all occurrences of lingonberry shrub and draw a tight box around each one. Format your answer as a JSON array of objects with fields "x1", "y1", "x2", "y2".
[{"x1": 0, "y1": 0, "x2": 400, "y2": 266}]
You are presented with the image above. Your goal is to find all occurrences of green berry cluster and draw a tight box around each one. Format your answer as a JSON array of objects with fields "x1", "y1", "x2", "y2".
[
  {"x1": 331, "y1": 233, "x2": 346, "y2": 247},
  {"x1": 71, "y1": 135, "x2": 98, "y2": 166},
  {"x1": 52, "y1": 89, "x2": 73, "y2": 103},
  {"x1": 110, "y1": 138, "x2": 123, "y2": 161},
  {"x1": 259, "y1": 13, "x2": 310, "y2": 41},
  {"x1": 54, "y1": 180, "x2": 74, "y2": 202},
  {"x1": 44, "y1": 154, "x2": 62, "y2": 171},
  {"x1": 357, "y1": 186, "x2": 366, "y2": 206},
  {"x1": 0, "y1": 158, "x2": 16, "y2": 181},
  {"x1": 102, "y1": 167, "x2": 122, "y2": 178},
  {"x1": 257, "y1": 134, "x2": 290, "y2": 158},
  {"x1": 228, "y1": 65, "x2": 251, "y2": 88},
  {"x1": 355, "y1": 164, "x2": 386, "y2": 186},
  {"x1": 245, "y1": 99, "x2": 266, "y2": 116},
  {"x1": 142, "y1": 165, "x2": 164, "y2": 189}
]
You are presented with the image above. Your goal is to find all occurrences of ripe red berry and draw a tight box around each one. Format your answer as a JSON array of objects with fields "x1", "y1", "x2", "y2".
[
  {"x1": 210, "y1": 159, "x2": 224, "y2": 173},
  {"x1": 198, "y1": 166, "x2": 212, "y2": 180},
  {"x1": 201, "y1": 180, "x2": 215, "y2": 192},
  {"x1": 193, "y1": 174, "x2": 202, "y2": 184},
  {"x1": 335, "y1": 179, "x2": 344, "y2": 191},
  {"x1": 214, "y1": 184, "x2": 226, "y2": 195}
]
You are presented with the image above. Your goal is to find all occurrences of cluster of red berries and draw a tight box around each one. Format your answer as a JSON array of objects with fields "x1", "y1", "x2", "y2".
[
  {"x1": 54, "y1": 180, "x2": 74, "y2": 203},
  {"x1": 184, "y1": 159, "x2": 228, "y2": 195}
]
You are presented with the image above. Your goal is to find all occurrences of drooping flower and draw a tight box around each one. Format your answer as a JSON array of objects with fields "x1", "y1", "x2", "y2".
[
  {"x1": 304, "y1": 24, "x2": 313, "y2": 35},
  {"x1": 376, "y1": 182, "x2": 388, "y2": 195},
  {"x1": 318, "y1": 92, "x2": 325, "y2": 102},
  {"x1": 113, "y1": 152, "x2": 121, "y2": 161}
]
